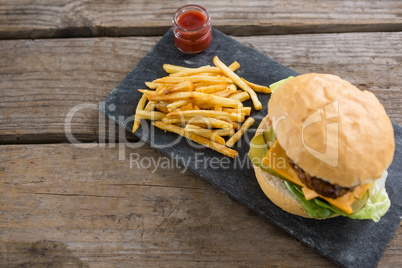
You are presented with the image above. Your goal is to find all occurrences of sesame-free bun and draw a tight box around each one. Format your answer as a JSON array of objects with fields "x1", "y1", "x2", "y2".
[
  {"x1": 254, "y1": 115, "x2": 310, "y2": 218},
  {"x1": 268, "y1": 73, "x2": 395, "y2": 187},
  {"x1": 254, "y1": 164, "x2": 310, "y2": 218}
]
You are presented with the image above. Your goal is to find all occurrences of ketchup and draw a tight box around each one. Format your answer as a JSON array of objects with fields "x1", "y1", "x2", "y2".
[
  {"x1": 173, "y1": 5, "x2": 212, "y2": 54},
  {"x1": 178, "y1": 11, "x2": 206, "y2": 30}
]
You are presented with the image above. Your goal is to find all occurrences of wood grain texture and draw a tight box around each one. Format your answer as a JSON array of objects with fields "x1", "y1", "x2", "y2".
[
  {"x1": 1, "y1": 0, "x2": 402, "y2": 39},
  {"x1": 0, "y1": 144, "x2": 400, "y2": 267},
  {"x1": 0, "y1": 144, "x2": 332, "y2": 267},
  {"x1": 1, "y1": 32, "x2": 401, "y2": 144}
]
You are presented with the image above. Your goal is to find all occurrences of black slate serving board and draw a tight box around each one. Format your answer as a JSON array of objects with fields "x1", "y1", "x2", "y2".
[{"x1": 99, "y1": 28, "x2": 402, "y2": 268}]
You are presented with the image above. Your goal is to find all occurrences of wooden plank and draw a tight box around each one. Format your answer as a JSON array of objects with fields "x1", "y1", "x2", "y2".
[
  {"x1": 1, "y1": 1, "x2": 402, "y2": 39},
  {"x1": 0, "y1": 144, "x2": 400, "y2": 266},
  {"x1": 1, "y1": 32, "x2": 401, "y2": 144},
  {"x1": 0, "y1": 37, "x2": 160, "y2": 144}
]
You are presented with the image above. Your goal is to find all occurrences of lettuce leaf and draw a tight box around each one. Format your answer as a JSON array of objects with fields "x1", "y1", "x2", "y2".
[
  {"x1": 347, "y1": 172, "x2": 391, "y2": 222},
  {"x1": 284, "y1": 181, "x2": 336, "y2": 218},
  {"x1": 287, "y1": 173, "x2": 391, "y2": 222},
  {"x1": 269, "y1": 76, "x2": 294, "y2": 93}
]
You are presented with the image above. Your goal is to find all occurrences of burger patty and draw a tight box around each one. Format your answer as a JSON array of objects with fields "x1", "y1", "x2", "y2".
[{"x1": 289, "y1": 160, "x2": 354, "y2": 199}]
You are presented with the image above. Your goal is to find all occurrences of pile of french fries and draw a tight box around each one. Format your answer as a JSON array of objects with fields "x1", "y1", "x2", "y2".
[{"x1": 132, "y1": 56, "x2": 271, "y2": 158}]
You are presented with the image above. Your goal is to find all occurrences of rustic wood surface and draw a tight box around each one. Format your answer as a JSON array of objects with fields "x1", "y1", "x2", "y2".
[
  {"x1": 0, "y1": 144, "x2": 332, "y2": 267},
  {"x1": 1, "y1": 0, "x2": 402, "y2": 39},
  {"x1": 1, "y1": 0, "x2": 401, "y2": 267},
  {"x1": 1, "y1": 32, "x2": 401, "y2": 144},
  {"x1": 1, "y1": 144, "x2": 401, "y2": 267}
]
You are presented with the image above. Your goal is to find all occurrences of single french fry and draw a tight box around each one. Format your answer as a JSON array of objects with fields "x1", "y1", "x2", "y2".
[
  {"x1": 166, "y1": 110, "x2": 243, "y2": 122},
  {"x1": 183, "y1": 124, "x2": 226, "y2": 145},
  {"x1": 213, "y1": 128, "x2": 235, "y2": 137},
  {"x1": 163, "y1": 64, "x2": 192, "y2": 74},
  {"x1": 187, "y1": 117, "x2": 233, "y2": 129},
  {"x1": 228, "y1": 84, "x2": 237, "y2": 92},
  {"x1": 193, "y1": 103, "x2": 215, "y2": 110},
  {"x1": 213, "y1": 56, "x2": 262, "y2": 110},
  {"x1": 229, "y1": 91, "x2": 251, "y2": 102},
  {"x1": 240, "y1": 77, "x2": 271, "y2": 93},
  {"x1": 144, "y1": 100, "x2": 156, "y2": 111},
  {"x1": 136, "y1": 110, "x2": 166, "y2": 120},
  {"x1": 226, "y1": 117, "x2": 255, "y2": 147},
  {"x1": 164, "y1": 80, "x2": 193, "y2": 94},
  {"x1": 195, "y1": 84, "x2": 228, "y2": 94},
  {"x1": 153, "y1": 76, "x2": 232, "y2": 84},
  {"x1": 166, "y1": 99, "x2": 190, "y2": 109},
  {"x1": 193, "y1": 82, "x2": 210, "y2": 88},
  {"x1": 192, "y1": 92, "x2": 241, "y2": 108},
  {"x1": 190, "y1": 72, "x2": 221, "y2": 77},
  {"x1": 132, "y1": 94, "x2": 148, "y2": 133},
  {"x1": 217, "y1": 117, "x2": 241, "y2": 130},
  {"x1": 161, "y1": 117, "x2": 182, "y2": 124},
  {"x1": 170, "y1": 66, "x2": 221, "y2": 77},
  {"x1": 222, "y1": 107, "x2": 252, "y2": 116},
  {"x1": 211, "y1": 89, "x2": 236, "y2": 98},
  {"x1": 176, "y1": 103, "x2": 194, "y2": 111},
  {"x1": 148, "y1": 92, "x2": 193, "y2": 101},
  {"x1": 153, "y1": 121, "x2": 238, "y2": 158},
  {"x1": 154, "y1": 104, "x2": 170, "y2": 114},
  {"x1": 156, "y1": 84, "x2": 169, "y2": 95},
  {"x1": 161, "y1": 116, "x2": 233, "y2": 129},
  {"x1": 138, "y1": 89, "x2": 157, "y2": 95},
  {"x1": 184, "y1": 124, "x2": 234, "y2": 136},
  {"x1": 228, "y1": 61, "x2": 241, "y2": 72},
  {"x1": 145, "y1": 82, "x2": 163, "y2": 89},
  {"x1": 162, "y1": 117, "x2": 207, "y2": 128}
]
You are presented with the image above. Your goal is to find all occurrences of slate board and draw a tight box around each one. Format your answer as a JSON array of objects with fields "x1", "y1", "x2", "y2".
[{"x1": 98, "y1": 28, "x2": 402, "y2": 268}]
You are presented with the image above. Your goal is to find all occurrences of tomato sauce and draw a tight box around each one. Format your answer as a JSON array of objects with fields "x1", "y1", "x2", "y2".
[
  {"x1": 177, "y1": 10, "x2": 206, "y2": 30},
  {"x1": 173, "y1": 5, "x2": 212, "y2": 53}
]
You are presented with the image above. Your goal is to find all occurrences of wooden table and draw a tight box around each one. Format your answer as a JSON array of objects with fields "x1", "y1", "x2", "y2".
[{"x1": 1, "y1": 1, "x2": 401, "y2": 267}]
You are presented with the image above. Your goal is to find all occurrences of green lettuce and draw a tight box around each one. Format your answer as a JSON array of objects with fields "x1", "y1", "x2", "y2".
[
  {"x1": 269, "y1": 76, "x2": 294, "y2": 93},
  {"x1": 248, "y1": 131, "x2": 391, "y2": 221},
  {"x1": 284, "y1": 181, "x2": 336, "y2": 218},
  {"x1": 347, "y1": 173, "x2": 391, "y2": 222}
]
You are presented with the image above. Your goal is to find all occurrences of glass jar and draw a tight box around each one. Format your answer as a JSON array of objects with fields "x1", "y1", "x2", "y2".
[{"x1": 173, "y1": 5, "x2": 212, "y2": 54}]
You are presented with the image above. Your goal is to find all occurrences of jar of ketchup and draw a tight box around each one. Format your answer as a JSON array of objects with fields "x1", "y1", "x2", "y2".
[{"x1": 173, "y1": 5, "x2": 212, "y2": 54}]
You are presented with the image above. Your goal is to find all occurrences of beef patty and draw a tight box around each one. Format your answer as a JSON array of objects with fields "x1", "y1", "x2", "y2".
[{"x1": 289, "y1": 160, "x2": 354, "y2": 199}]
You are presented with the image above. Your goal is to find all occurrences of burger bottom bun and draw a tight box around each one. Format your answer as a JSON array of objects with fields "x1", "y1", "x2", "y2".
[
  {"x1": 254, "y1": 114, "x2": 340, "y2": 219},
  {"x1": 253, "y1": 165, "x2": 311, "y2": 218}
]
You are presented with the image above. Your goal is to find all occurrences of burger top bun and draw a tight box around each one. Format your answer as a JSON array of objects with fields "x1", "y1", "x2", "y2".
[{"x1": 268, "y1": 73, "x2": 394, "y2": 187}]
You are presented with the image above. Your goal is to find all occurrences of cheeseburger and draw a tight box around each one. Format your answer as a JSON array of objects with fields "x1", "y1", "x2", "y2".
[{"x1": 249, "y1": 73, "x2": 394, "y2": 221}]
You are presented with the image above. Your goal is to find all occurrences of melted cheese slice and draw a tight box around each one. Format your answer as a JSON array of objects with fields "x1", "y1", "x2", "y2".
[
  {"x1": 263, "y1": 140, "x2": 370, "y2": 214},
  {"x1": 262, "y1": 140, "x2": 304, "y2": 187}
]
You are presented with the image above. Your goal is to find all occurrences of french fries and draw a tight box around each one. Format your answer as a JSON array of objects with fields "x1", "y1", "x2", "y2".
[
  {"x1": 135, "y1": 110, "x2": 166, "y2": 121},
  {"x1": 153, "y1": 121, "x2": 238, "y2": 158},
  {"x1": 166, "y1": 110, "x2": 243, "y2": 122},
  {"x1": 163, "y1": 64, "x2": 190, "y2": 74},
  {"x1": 132, "y1": 94, "x2": 148, "y2": 133},
  {"x1": 153, "y1": 76, "x2": 232, "y2": 84},
  {"x1": 213, "y1": 56, "x2": 262, "y2": 110},
  {"x1": 241, "y1": 77, "x2": 271, "y2": 93},
  {"x1": 226, "y1": 117, "x2": 255, "y2": 148},
  {"x1": 184, "y1": 124, "x2": 226, "y2": 145},
  {"x1": 132, "y1": 56, "x2": 271, "y2": 158},
  {"x1": 169, "y1": 66, "x2": 221, "y2": 77}
]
